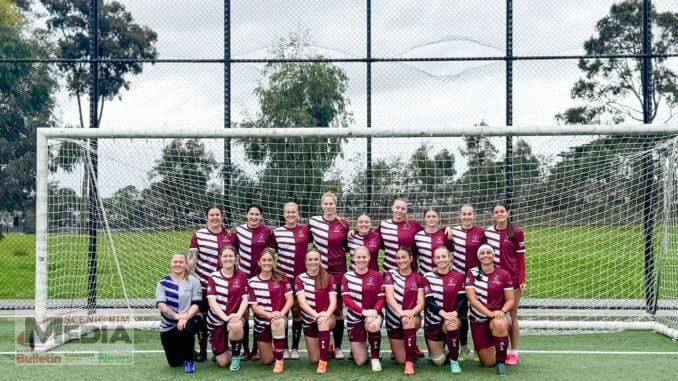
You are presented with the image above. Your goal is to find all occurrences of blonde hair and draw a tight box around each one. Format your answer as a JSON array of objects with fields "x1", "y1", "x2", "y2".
[
  {"x1": 261, "y1": 247, "x2": 285, "y2": 283},
  {"x1": 321, "y1": 192, "x2": 337, "y2": 204},
  {"x1": 170, "y1": 252, "x2": 189, "y2": 280}
]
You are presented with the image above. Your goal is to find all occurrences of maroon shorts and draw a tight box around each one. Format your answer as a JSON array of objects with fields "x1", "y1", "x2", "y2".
[
  {"x1": 210, "y1": 324, "x2": 228, "y2": 355},
  {"x1": 348, "y1": 323, "x2": 366, "y2": 342},
  {"x1": 303, "y1": 322, "x2": 319, "y2": 338},
  {"x1": 471, "y1": 317, "x2": 512, "y2": 350},
  {"x1": 255, "y1": 323, "x2": 272, "y2": 343},
  {"x1": 424, "y1": 324, "x2": 445, "y2": 342},
  {"x1": 387, "y1": 326, "x2": 404, "y2": 340}
]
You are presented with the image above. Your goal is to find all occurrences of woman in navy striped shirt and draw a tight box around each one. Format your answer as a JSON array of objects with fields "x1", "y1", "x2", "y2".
[{"x1": 156, "y1": 253, "x2": 202, "y2": 373}]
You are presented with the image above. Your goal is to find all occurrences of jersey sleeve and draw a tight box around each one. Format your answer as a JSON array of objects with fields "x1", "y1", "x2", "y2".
[
  {"x1": 206, "y1": 276, "x2": 217, "y2": 298},
  {"x1": 455, "y1": 273, "x2": 466, "y2": 294},
  {"x1": 247, "y1": 280, "x2": 257, "y2": 304},
  {"x1": 501, "y1": 270, "x2": 514, "y2": 290},
  {"x1": 190, "y1": 276, "x2": 202, "y2": 303},
  {"x1": 423, "y1": 276, "x2": 433, "y2": 297},
  {"x1": 190, "y1": 233, "x2": 198, "y2": 249},
  {"x1": 465, "y1": 270, "x2": 476, "y2": 290},
  {"x1": 416, "y1": 274, "x2": 425, "y2": 290},
  {"x1": 329, "y1": 275, "x2": 337, "y2": 293},
  {"x1": 282, "y1": 277, "x2": 293, "y2": 295},
  {"x1": 383, "y1": 271, "x2": 394, "y2": 287},
  {"x1": 294, "y1": 276, "x2": 304, "y2": 294},
  {"x1": 240, "y1": 273, "x2": 249, "y2": 299},
  {"x1": 155, "y1": 280, "x2": 166, "y2": 306}
]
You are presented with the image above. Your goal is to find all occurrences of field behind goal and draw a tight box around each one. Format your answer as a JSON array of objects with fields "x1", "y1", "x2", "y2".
[{"x1": 24, "y1": 125, "x2": 678, "y2": 355}]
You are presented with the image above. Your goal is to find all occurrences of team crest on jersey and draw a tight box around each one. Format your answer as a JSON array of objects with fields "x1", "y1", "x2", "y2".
[
  {"x1": 366, "y1": 277, "x2": 375, "y2": 286},
  {"x1": 233, "y1": 279, "x2": 240, "y2": 287},
  {"x1": 409, "y1": 282, "x2": 418, "y2": 291},
  {"x1": 471, "y1": 235, "x2": 481, "y2": 243},
  {"x1": 333, "y1": 225, "x2": 343, "y2": 233}
]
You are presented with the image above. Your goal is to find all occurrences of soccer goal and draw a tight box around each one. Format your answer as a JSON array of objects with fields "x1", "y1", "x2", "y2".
[{"x1": 34, "y1": 124, "x2": 678, "y2": 350}]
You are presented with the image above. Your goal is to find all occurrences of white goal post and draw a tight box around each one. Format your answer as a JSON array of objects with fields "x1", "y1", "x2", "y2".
[{"x1": 35, "y1": 124, "x2": 678, "y2": 349}]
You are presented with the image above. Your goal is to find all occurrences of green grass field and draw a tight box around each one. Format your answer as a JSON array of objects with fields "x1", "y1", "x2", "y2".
[
  {"x1": 0, "y1": 318, "x2": 676, "y2": 380},
  {"x1": 1, "y1": 225, "x2": 676, "y2": 300}
]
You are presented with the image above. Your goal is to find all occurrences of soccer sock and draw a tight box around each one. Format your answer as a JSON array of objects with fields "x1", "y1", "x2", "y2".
[
  {"x1": 292, "y1": 320, "x2": 303, "y2": 350},
  {"x1": 243, "y1": 318, "x2": 250, "y2": 353},
  {"x1": 404, "y1": 328, "x2": 417, "y2": 363},
  {"x1": 368, "y1": 331, "x2": 381, "y2": 359},
  {"x1": 494, "y1": 336, "x2": 509, "y2": 364},
  {"x1": 333, "y1": 319, "x2": 345, "y2": 349},
  {"x1": 459, "y1": 319, "x2": 469, "y2": 346},
  {"x1": 230, "y1": 339, "x2": 242, "y2": 357},
  {"x1": 319, "y1": 330, "x2": 330, "y2": 361},
  {"x1": 446, "y1": 329, "x2": 460, "y2": 360},
  {"x1": 284, "y1": 324, "x2": 289, "y2": 349},
  {"x1": 273, "y1": 338, "x2": 286, "y2": 361}
]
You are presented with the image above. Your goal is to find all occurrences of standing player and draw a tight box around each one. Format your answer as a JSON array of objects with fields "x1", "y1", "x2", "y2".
[
  {"x1": 448, "y1": 204, "x2": 486, "y2": 360},
  {"x1": 466, "y1": 244, "x2": 515, "y2": 376},
  {"x1": 379, "y1": 198, "x2": 423, "y2": 272},
  {"x1": 248, "y1": 248, "x2": 294, "y2": 374},
  {"x1": 383, "y1": 247, "x2": 425, "y2": 376},
  {"x1": 271, "y1": 201, "x2": 311, "y2": 359},
  {"x1": 423, "y1": 247, "x2": 467, "y2": 374},
  {"x1": 236, "y1": 204, "x2": 273, "y2": 361},
  {"x1": 485, "y1": 202, "x2": 525, "y2": 365},
  {"x1": 347, "y1": 213, "x2": 381, "y2": 271},
  {"x1": 413, "y1": 208, "x2": 450, "y2": 275},
  {"x1": 342, "y1": 246, "x2": 385, "y2": 372},
  {"x1": 188, "y1": 205, "x2": 238, "y2": 362},
  {"x1": 205, "y1": 246, "x2": 249, "y2": 371},
  {"x1": 156, "y1": 253, "x2": 202, "y2": 373},
  {"x1": 295, "y1": 249, "x2": 338, "y2": 374},
  {"x1": 309, "y1": 192, "x2": 350, "y2": 359}
]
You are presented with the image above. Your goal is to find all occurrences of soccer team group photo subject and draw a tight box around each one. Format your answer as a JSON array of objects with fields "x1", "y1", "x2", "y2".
[{"x1": 156, "y1": 193, "x2": 525, "y2": 376}]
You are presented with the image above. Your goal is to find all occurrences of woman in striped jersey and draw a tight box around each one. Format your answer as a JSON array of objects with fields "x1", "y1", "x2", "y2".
[
  {"x1": 414, "y1": 208, "x2": 451, "y2": 276},
  {"x1": 347, "y1": 213, "x2": 381, "y2": 272},
  {"x1": 422, "y1": 246, "x2": 467, "y2": 374},
  {"x1": 309, "y1": 192, "x2": 350, "y2": 359},
  {"x1": 206, "y1": 245, "x2": 249, "y2": 371},
  {"x1": 295, "y1": 249, "x2": 338, "y2": 374},
  {"x1": 465, "y1": 244, "x2": 515, "y2": 376},
  {"x1": 271, "y1": 202, "x2": 311, "y2": 359},
  {"x1": 156, "y1": 253, "x2": 202, "y2": 373},
  {"x1": 342, "y1": 246, "x2": 385, "y2": 371},
  {"x1": 384, "y1": 246, "x2": 425, "y2": 376},
  {"x1": 485, "y1": 202, "x2": 525, "y2": 365},
  {"x1": 188, "y1": 205, "x2": 238, "y2": 362},
  {"x1": 249, "y1": 248, "x2": 294, "y2": 374},
  {"x1": 448, "y1": 204, "x2": 486, "y2": 360},
  {"x1": 378, "y1": 198, "x2": 423, "y2": 273},
  {"x1": 236, "y1": 204, "x2": 273, "y2": 361}
]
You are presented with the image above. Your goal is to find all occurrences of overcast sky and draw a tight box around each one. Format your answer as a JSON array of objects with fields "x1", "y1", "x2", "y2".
[{"x1": 45, "y1": 0, "x2": 678, "y2": 197}]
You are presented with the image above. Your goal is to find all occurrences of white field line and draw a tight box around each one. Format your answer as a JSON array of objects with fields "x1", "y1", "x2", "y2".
[{"x1": 2, "y1": 349, "x2": 677, "y2": 355}]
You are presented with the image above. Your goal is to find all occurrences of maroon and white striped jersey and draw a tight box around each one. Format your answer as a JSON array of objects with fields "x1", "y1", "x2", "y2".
[
  {"x1": 248, "y1": 275, "x2": 293, "y2": 329},
  {"x1": 484, "y1": 226, "x2": 526, "y2": 284},
  {"x1": 465, "y1": 266, "x2": 513, "y2": 323},
  {"x1": 295, "y1": 273, "x2": 337, "y2": 327},
  {"x1": 236, "y1": 224, "x2": 273, "y2": 278},
  {"x1": 190, "y1": 227, "x2": 239, "y2": 290},
  {"x1": 347, "y1": 230, "x2": 381, "y2": 271},
  {"x1": 423, "y1": 270, "x2": 465, "y2": 326},
  {"x1": 379, "y1": 219, "x2": 423, "y2": 272},
  {"x1": 271, "y1": 225, "x2": 312, "y2": 280},
  {"x1": 450, "y1": 225, "x2": 486, "y2": 275},
  {"x1": 383, "y1": 269, "x2": 424, "y2": 330},
  {"x1": 342, "y1": 270, "x2": 384, "y2": 325},
  {"x1": 205, "y1": 270, "x2": 249, "y2": 328},
  {"x1": 309, "y1": 216, "x2": 350, "y2": 275},
  {"x1": 414, "y1": 229, "x2": 450, "y2": 275}
]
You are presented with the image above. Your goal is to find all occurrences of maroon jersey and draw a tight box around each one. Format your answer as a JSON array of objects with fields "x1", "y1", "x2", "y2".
[
  {"x1": 295, "y1": 273, "x2": 338, "y2": 327},
  {"x1": 379, "y1": 219, "x2": 424, "y2": 272},
  {"x1": 450, "y1": 225, "x2": 486, "y2": 275},
  {"x1": 248, "y1": 275, "x2": 293, "y2": 330},
  {"x1": 309, "y1": 216, "x2": 350, "y2": 275},
  {"x1": 423, "y1": 270, "x2": 465, "y2": 326},
  {"x1": 414, "y1": 229, "x2": 450, "y2": 275},
  {"x1": 465, "y1": 266, "x2": 513, "y2": 323},
  {"x1": 383, "y1": 269, "x2": 424, "y2": 330},
  {"x1": 271, "y1": 225, "x2": 312, "y2": 280},
  {"x1": 342, "y1": 270, "x2": 385, "y2": 325},
  {"x1": 205, "y1": 270, "x2": 249, "y2": 328},
  {"x1": 190, "y1": 227, "x2": 239, "y2": 290},
  {"x1": 347, "y1": 230, "x2": 381, "y2": 271},
  {"x1": 485, "y1": 226, "x2": 526, "y2": 284},
  {"x1": 236, "y1": 224, "x2": 273, "y2": 278}
]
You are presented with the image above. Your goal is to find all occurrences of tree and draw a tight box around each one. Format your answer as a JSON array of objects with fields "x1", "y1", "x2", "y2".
[
  {"x1": 457, "y1": 123, "x2": 504, "y2": 210},
  {"x1": 240, "y1": 31, "x2": 352, "y2": 218},
  {"x1": 147, "y1": 139, "x2": 218, "y2": 228},
  {"x1": 0, "y1": 0, "x2": 57, "y2": 238},
  {"x1": 556, "y1": 0, "x2": 678, "y2": 124},
  {"x1": 40, "y1": 0, "x2": 158, "y2": 128}
]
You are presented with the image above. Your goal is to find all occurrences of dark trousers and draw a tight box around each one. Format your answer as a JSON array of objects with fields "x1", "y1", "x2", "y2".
[{"x1": 160, "y1": 317, "x2": 199, "y2": 367}]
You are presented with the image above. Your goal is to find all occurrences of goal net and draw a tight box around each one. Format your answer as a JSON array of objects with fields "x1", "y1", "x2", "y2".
[{"x1": 35, "y1": 125, "x2": 678, "y2": 349}]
